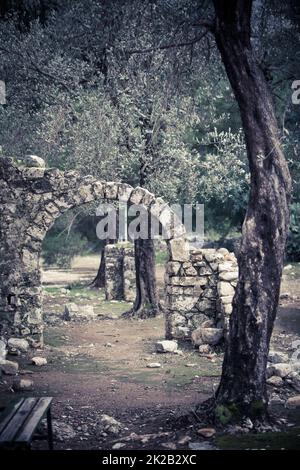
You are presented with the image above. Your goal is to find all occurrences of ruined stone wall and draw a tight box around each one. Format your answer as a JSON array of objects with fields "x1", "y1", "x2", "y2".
[
  {"x1": 0, "y1": 155, "x2": 187, "y2": 346},
  {"x1": 165, "y1": 247, "x2": 238, "y2": 344},
  {"x1": 0, "y1": 155, "x2": 238, "y2": 348},
  {"x1": 104, "y1": 238, "x2": 238, "y2": 346},
  {"x1": 104, "y1": 243, "x2": 135, "y2": 302}
]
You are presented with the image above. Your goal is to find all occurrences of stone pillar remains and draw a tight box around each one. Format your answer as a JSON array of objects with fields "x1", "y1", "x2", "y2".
[{"x1": 104, "y1": 243, "x2": 136, "y2": 302}]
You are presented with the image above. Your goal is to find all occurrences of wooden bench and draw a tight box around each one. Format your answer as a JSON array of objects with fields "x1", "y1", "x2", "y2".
[{"x1": 0, "y1": 397, "x2": 53, "y2": 450}]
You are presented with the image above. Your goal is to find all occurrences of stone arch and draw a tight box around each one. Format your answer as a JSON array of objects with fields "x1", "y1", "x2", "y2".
[{"x1": 0, "y1": 156, "x2": 190, "y2": 346}]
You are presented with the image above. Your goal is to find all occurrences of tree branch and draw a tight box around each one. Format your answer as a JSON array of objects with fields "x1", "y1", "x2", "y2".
[{"x1": 126, "y1": 25, "x2": 213, "y2": 55}]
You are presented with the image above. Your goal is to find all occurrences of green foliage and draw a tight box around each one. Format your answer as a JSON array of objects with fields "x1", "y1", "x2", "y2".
[
  {"x1": 287, "y1": 203, "x2": 300, "y2": 262},
  {"x1": 155, "y1": 249, "x2": 168, "y2": 265},
  {"x1": 0, "y1": 0, "x2": 299, "y2": 253},
  {"x1": 196, "y1": 129, "x2": 249, "y2": 231},
  {"x1": 42, "y1": 229, "x2": 89, "y2": 268},
  {"x1": 41, "y1": 209, "x2": 97, "y2": 267},
  {"x1": 215, "y1": 404, "x2": 234, "y2": 425}
]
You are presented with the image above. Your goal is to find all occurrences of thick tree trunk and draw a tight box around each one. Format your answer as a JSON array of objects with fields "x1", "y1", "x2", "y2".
[
  {"x1": 211, "y1": 0, "x2": 292, "y2": 422},
  {"x1": 124, "y1": 238, "x2": 161, "y2": 318}
]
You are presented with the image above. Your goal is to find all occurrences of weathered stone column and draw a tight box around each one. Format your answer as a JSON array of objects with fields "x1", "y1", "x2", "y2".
[
  {"x1": 0, "y1": 156, "x2": 46, "y2": 345},
  {"x1": 0, "y1": 155, "x2": 107, "y2": 345},
  {"x1": 104, "y1": 243, "x2": 136, "y2": 301}
]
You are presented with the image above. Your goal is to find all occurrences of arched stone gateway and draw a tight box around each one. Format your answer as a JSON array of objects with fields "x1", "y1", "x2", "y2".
[{"x1": 0, "y1": 156, "x2": 238, "y2": 348}]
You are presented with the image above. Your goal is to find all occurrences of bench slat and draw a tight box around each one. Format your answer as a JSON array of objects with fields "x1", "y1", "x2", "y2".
[
  {"x1": 0, "y1": 398, "x2": 38, "y2": 443},
  {"x1": 0, "y1": 399, "x2": 25, "y2": 435},
  {"x1": 15, "y1": 397, "x2": 52, "y2": 443}
]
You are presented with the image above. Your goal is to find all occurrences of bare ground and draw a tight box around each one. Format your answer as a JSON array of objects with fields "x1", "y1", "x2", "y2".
[{"x1": 1, "y1": 257, "x2": 300, "y2": 450}]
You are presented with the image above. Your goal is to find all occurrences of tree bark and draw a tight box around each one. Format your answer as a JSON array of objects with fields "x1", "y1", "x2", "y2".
[
  {"x1": 210, "y1": 0, "x2": 292, "y2": 422},
  {"x1": 89, "y1": 250, "x2": 106, "y2": 289},
  {"x1": 124, "y1": 238, "x2": 161, "y2": 318}
]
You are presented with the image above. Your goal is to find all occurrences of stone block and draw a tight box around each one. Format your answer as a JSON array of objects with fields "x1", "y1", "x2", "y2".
[
  {"x1": 104, "y1": 182, "x2": 119, "y2": 199},
  {"x1": 219, "y1": 271, "x2": 238, "y2": 281},
  {"x1": 155, "y1": 340, "x2": 178, "y2": 353},
  {"x1": 7, "y1": 337, "x2": 29, "y2": 353},
  {"x1": 191, "y1": 327, "x2": 223, "y2": 346},
  {"x1": 165, "y1": 261, "x2": 181, "y2": 276},
  {"x1": 217, "y1": 281, "x2": 235, "y2": 297},
  {"x1": 168, "y1": 238, "x2": 190, "y2": 262},
  {"x1": 24, "y1": 155, "x2": 46, "y2": 168}
]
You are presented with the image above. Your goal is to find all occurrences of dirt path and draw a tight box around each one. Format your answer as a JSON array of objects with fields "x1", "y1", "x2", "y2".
[
  {"x1": 1, "y1": 258, "x2": 300, "y2": 450},
  {"x1": 1, "y1": 316, "x2": 220, "y2": 450},
  {"x1": 38, "y1": 319, "x2": 219, "y2": 449}
]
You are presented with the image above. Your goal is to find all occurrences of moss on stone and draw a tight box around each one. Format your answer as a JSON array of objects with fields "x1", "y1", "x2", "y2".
[{"x1": 215, "y1": 405, "x2": 234, "y2": 425}]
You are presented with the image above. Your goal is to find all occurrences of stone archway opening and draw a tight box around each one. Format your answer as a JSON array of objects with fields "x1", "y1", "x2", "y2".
[
  {"x1": 0, "y1": 156, "x2": 186, "y2": 346},
  {"x1": 0, "y1": 155, "x2": 238, "y2": 352}
]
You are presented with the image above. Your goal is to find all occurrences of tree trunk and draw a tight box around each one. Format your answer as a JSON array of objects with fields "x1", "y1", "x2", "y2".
[
  {"x1": 210, "y1": 0, "x2": 292, "y2": 422},
  {"x1": 89, "y1": 251, "x2": 105, "y2": 289},
  {"x1": 124, "y1": 105, "x2": 161, "y2": 318},
  {"x1": 124, "y1": 238, "x2": 161, "y2": 318}
]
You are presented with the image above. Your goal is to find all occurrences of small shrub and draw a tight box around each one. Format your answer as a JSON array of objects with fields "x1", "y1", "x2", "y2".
[{"x1": 286, "y1": 203, "x2": 300, "y2": 262}]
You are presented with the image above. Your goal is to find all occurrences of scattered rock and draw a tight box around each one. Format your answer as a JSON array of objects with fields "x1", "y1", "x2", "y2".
[
  {"x1": 98, "y1": 414, "x2": 123, "y2": 435},
  {"x1": 185, "y1": 363, "x2": 197, "y2": 367},
  {"x1": 52, "y1": 421, "x2": 76, "y2": 441},
  {"x1": 267, "y1": 376, "x2": 284, "y2": 387},
  {"x1": 178, "y1": 435, "x2": 191, "y2": 445},
  {"x1": 242, "y1": 418, "x2": 254, "y2": 430},
  {"x1": 155, "y1": 340, "x2": 178, "y2": 353},
  {"x1": 267, "y1": 363, "x2": 292, "y2": 378},
  {"x1": 161, "y1": 442, "x2": 177, "y2": 450},
  {"x1": 191, "y1": 327, "x2": 223, "y2": 347},
  {"x1": 188, "y1": 441, "x2": 216, "y2": 450},
  {"x1": 286, "y1": 372, "x2": 300, "y2": 392},
  {"x1": 268, "y1": 350, "x2": 289, "y2": 364},
  {"x1": 173, "y1": 349, "x2": 184, "y2": 356},
  {"x1": 24, "y1": 155, "x2": 46, "y2": 168},
  {"x1": 279, "y1": 292, "x2": 289, "y2": 299},
  {"x1": 0, "y1": 359, "x2": 19, "y2": 375},
  {"x1": 286, "y1": 396, "x2": 300, "y2": 409},
  {"x1": 31, "y1": 357, "x2": 47, "y2": 366},
  {"x1": 269, "y1": 394, "x2": 285, "y2": 406},
  {"x1": 197, "y1": 428, "x2": 216, "y2": 438},
  {"x1": 198, "y1": 344, "x2": 212, "y2": 355},
  {"x1": 146, "y1": 363, "x2": 162, "y2": 369},
  {"x1": 63, "y1": 303, "x2": 96, "y2": 321},
  {"x1": 13, "y1": 378, "x2": 34, "y2": 391},
  {"x1": 7, "y1": 338, "x2": 29, "y2": 353},
  {"x1": 112, "y1": 442, "x2": 126, "y2": 449}
]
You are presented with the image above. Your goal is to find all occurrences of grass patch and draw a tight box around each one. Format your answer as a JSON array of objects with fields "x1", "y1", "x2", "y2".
[
  {"x1": 52, "y1": 354, "x2": 111, "y2": 375},
  {"x1": 216, "y1": 428, "x2": 300, "y2": 450},
  {"x1": 44, "y1": 328, "x2": 75, "y2": 347},
  {"x1": 155, "y1": 250, "x2": 168, "y2": 265},
  {"x1": 114, "y1": 359, "x2": 221, "y2": 389}
]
